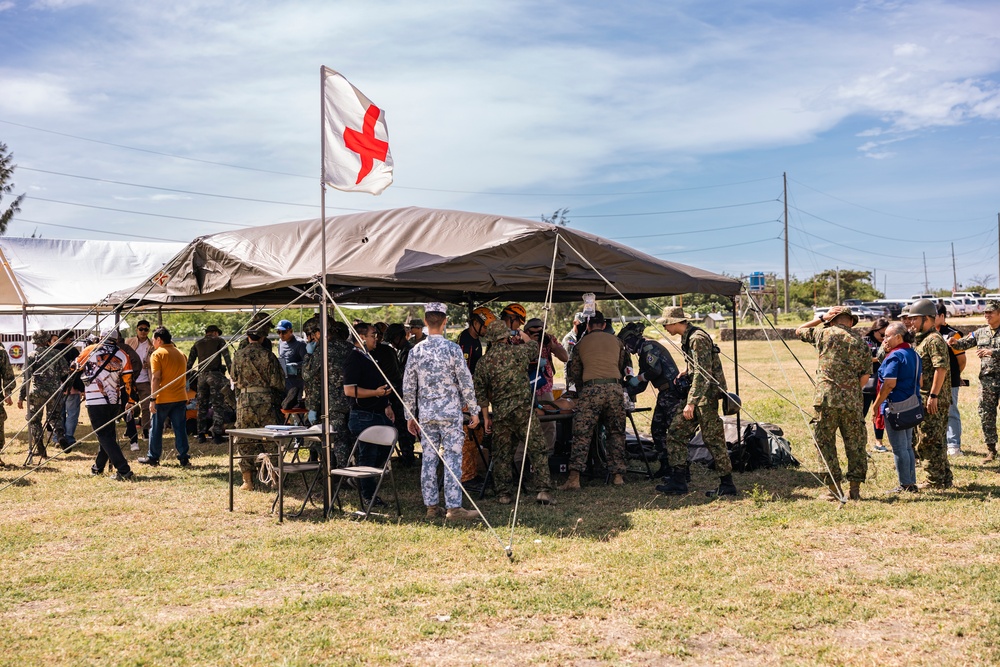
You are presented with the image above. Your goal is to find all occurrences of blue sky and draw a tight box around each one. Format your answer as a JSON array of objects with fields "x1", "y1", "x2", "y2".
[{"x1": 1, "y1": 0, "x2": 999, "y2": 298}]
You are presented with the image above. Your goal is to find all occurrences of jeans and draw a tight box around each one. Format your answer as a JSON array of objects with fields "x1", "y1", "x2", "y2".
[
  {"x1": 348, "y1": 409, "x2": 392, "y2": 500},
  {"x1": 885, "y1": 420, "x2": 916, "y2": 487},
  {"x1": 88, "y1": 403, "x2": 131, "y2": 475},
  {"x1": 947, "y1": 386, "x2": 962, "y2": 448},
  {"x1": 147, "y1": 401, "x2": 190, "y2": 461},
  {"x1": 64, "y1": 392, "x2": 81, "y2": 445}
]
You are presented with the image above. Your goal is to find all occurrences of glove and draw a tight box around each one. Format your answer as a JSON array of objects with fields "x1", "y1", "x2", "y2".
[
  {"x1": 306, "y1": 341, "x2": 317, "y2": 354},
  {"x1": 627, "y1": 376, "x2": 641, "y2": 388},
  {"x1": 308, "y1": 410, "x2": 318, "y2": 424}
]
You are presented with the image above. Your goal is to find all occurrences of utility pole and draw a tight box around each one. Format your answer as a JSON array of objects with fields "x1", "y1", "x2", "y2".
[
  {"x1": 952, "y1": 242, "x2": 958, "y2": 294},
  {"x1": 836, "y1": 266, "x2": 840, "y2": 304},
  {"x1": 923, "y1": 252, "x2": 930, "y2": 293},
  {"x1": 783, "y1": 172, "x2": 790, "y2": 313}
]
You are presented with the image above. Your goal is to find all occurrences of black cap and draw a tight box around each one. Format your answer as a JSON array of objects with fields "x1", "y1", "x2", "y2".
[{"x1": 205, "y1": 325, "x2": 222, "y2": 335}]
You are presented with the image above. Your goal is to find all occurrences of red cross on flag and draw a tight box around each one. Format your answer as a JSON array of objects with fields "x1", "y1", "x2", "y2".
[{"x1": 321, "y1": 67, "x2": 394, "y2": 195}]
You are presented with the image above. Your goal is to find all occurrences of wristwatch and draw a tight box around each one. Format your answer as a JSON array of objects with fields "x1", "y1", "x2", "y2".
[{"x1": 929, "y1": 393, "x2": 938, "y2": 399}]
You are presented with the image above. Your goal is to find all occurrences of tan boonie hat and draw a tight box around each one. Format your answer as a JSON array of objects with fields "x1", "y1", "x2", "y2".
[
  {"x1": 825, "y1": 305, "x2": 859, "y2": 326},
  {"x1": 656, "y1": 306, "x2": 688, "y2": 325}
]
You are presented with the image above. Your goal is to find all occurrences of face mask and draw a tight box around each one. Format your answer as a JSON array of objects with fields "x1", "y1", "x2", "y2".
[{"x1": 306, "y1": 341, "x2": 317, "y2": 354}]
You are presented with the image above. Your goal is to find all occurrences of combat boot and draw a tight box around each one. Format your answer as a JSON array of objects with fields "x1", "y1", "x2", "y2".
[
  {"x1": 849, "y1": 481, "x2": 861, "y2": 501},
  {"x1": 710, "y1": 474, "x2": 738, "y2": 498},
  {"x1": 819, "y1": 482, "x2": 842, "y2": 502},
  {"x1": 558, "y1": 470, "x2": 581, "y2": 491},
  {"x1": 655, "y1": 466, "x2": 689, "y2": 495},
  {"x1": 197, "y1": 433, "x2": 208, "y2": 444},
  {"x1": 983, "y1": 446, "x2": 997, "y2": 464},
  {"x1": 240, "y1": 470, "x2": 254, "y2": 491},
  {"x1": 612, "y1": 474, "x2": 625, "y2": 486}
]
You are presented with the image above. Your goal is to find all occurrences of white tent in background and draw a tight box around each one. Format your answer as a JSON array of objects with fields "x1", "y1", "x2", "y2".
[{"x1": 0, "y1": 237, "x2": 185, "y2": 363}]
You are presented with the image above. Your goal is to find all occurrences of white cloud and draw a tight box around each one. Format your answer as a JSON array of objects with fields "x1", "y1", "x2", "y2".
[{"x1": 0, "y1": 2, "x2": 15, "y2": 12}]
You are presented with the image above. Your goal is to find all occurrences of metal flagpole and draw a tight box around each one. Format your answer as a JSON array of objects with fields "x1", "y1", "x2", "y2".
[{"x1": 320, "y1": 66, "x2": 333, "y2": 516}]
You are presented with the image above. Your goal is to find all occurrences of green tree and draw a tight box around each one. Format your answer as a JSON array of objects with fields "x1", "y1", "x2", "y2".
[
  {"x1": 0, "y1": 142, "x2": 25, "y2": 235},
  {"x1": 541, "y1": 208, "x2": 570, "y2": 226}
]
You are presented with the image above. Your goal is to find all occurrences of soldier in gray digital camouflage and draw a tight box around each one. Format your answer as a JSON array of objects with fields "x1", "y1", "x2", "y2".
[
  {"x1": 18, "y1": 330, "x2": 69, "y2": 460},
  {"x1": 905, "y1": 299, "x2": 953, "y2": 488},
  {"x1": 301, "y1": 315, "x2": 353, "y2": 467},
  {"x1": 231, "y1": 326, "x2": 285, "y2": 491},
  {"x1": 950, "y1": 298, "x2": 1000, "y2": 465},
  {"x1": 187, "y1": 324, "x2": 233, "y2": 444},
  {"x1": 561, "y1": 311, "x2": 629, "y2": 491},
  {"x1": 0, "y1": 342, "x2": 15, "y2": 467},
  {"x1": 474, "y1": 318, "x2": 554, "y2": 505},
  {"x1": 657, "y1": 307, "x2": 739, "y2": 498},
  {"x1": 793, "y1": 305, "x2": 870, "y2": 501},
  {"x1": 405, "y1": 303, "x2": 482, "y2": 521}
]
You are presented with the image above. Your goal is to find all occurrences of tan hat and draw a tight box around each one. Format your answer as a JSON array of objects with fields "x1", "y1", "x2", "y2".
[
  {"x1": 656, "y1": 306, "x2": 688, "y2": 325},
  {"x1": 826, "y1": 305, "x2": 859, "y2": 326}
]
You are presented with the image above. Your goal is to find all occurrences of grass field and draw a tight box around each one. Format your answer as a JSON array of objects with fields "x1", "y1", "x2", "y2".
[{"x1": 2, "y1": 337, "x2": 999, "y2": 666}]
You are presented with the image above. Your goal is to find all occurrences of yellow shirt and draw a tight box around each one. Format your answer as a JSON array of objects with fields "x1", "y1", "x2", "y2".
[{"x1": 151, "y1": 343, "x2": 189, "y2": 404}]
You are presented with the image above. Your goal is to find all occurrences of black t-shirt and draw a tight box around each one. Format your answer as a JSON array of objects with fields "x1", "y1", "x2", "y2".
[
  {"x1": 458, "y1": 328, "x2": 482, "y2": 375},
  {"x1": 939, "y1": 324, "x2": 963, "y2": 388},
  {"x1": 343, "y1": 347, "x2": 390, "y2": 411}
]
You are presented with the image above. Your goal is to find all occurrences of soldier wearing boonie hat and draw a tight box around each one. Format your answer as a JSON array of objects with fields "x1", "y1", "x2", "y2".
[{"x1": 951, "y1": 297, "x2": 1000, "y2": 463}]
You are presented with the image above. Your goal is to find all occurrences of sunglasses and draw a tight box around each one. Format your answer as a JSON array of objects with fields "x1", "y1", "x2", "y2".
[{"x1": 137, "y1": 327, "x2": 149, "y2": 332}]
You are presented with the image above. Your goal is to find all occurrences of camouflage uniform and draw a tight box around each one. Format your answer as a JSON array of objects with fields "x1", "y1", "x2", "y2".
[
  {"x1": 187, "y1": 335, "x2": 232, "y2": 438},
  {"x1": 913, "y1": 329, "x2": 953, "y2": 487},
  {"x1": 797, "y1": 323, "x2": 870, "y2": 483},
  {"x1": 565, "y1": 329, "x2": 628, "y2": 476},
  {"x1": 664, "y1": 326, "x2": 732, "y2": 477},
  {"x1": 0, "y1": 344, "x2": 14, "y2": 461},
  {"x1": 301, "y1": 335, "x2": 354, "y2": 467},
  {"x1": 634, "y1": 339, "x2": 682, "y2": 466},
  {"x1": 475, "y1": 321, "x2": 552, "y2": 494},
  {"x1": 231, "y1": 341, "x2": 284, "y2": 472},
  {"x1": 404, "y1": 334, "x2": 480, "y2": 508},
  {"x1": 19, "y1": 336, "x2": 69, "y2": 455},
  {"x1": 951, "y1": 325, "x2": 1000, "y2": 454}
]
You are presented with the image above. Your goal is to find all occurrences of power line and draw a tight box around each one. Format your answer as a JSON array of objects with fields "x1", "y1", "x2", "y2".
[
  {"x1": 18, "y1": 166, "x2": 368, "y2": 212},
  {"x1": 410, "y1": 175, "x2": 782, "y2": 197},
  {"x1": 609, "y1": 218, "x2": 779, "y2": 240},
  {"x1": 789, "y1": 204, "x2": 994, "y2": 244},
  {"x1": 26, "y1": 195, "x2": 254, "y2": 227},
  {"x1": 654, "y1": 236, "x2": 778, "y2": 256},
  {"x1": 13, "y1": 218, "x2": 188, "y2": 243},
  {"x1": 788, "y1": 176, "x2": 993, "y2": 224},
  {"x1": 794, "y1": 227, "x2": 991, "y2": 262},
  {"x1": 564, "y1": 199, "x2": 779, "y2": 219}
]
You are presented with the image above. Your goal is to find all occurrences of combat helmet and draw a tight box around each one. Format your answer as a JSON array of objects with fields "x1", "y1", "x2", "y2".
[
  {"x1": 617, "y1": 321, "x2": 646, "y2": 353},
  {"x1": 908, "y1": 298, "x2": 937, "y2": 319}
]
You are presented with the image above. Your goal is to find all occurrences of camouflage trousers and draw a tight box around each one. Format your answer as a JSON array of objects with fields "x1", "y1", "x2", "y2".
[
  {"x1": 811, "y1": 405, "x2": 867, "y2": 484},
  {"x1": 499, "y1": 404, "x2": 552, "y2": 493},
  {"x1": 27, "y1": 391, "x2": 66, "y2": 452},
  {"x1": 979, "y1": 376, "x2": 1000, "y2": 451},
  {"x1": 650, "y1": 388, "x2": 683, "y2": 464},
  {"x1": 0, "y1": 403, "x2": 7, "y2": 454},
  {"x1": 665, "y1": 398, "x2": 732, "y2": 477},
  {"x1": 329, "y1": 410, "x2": 351, "y2": 469},
  {"x1": 419, "y1": 418, "x2": 466, "y2": 509},
  {"x1": 914, "y1": 398, "x2": 952, "y2": 487},
  {"x1": 235, "y1": 391, "x2": 277, "y2": 473},
  {"x1": 569, "y1": 384, "x2": 627, "y2": 475},
  {"x1": 197, "y1": 372, "x2": 228, "y2": 437}
]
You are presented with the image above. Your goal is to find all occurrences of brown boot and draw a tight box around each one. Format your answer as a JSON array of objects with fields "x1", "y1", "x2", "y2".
[
  {"x1": 558, "y1": 470, "x2": 581, "y2": 491},
  {"x1": 819, "y1": 482, "x2": 841, "y2": 502},
  {"x1": 983, "y1": 448, "x2": 997, "y2": 464},
  {"x1": 849, "y1": 481, "x2": 861, "y2": 501},
  {"x1": 536, "y1": 491, "x2": 555, "y2": 505},
  {"x1": 240, "y1": 470, "x2": 254, "y2": 491},
  {"x1": 425, "y1": 506, "x2": 445, "y2": 520},
  {"x1": 612, "y1": 474, "x2": 625, "y2": 486},
  {"x1": 445, "y1": 507, "x2": 481, "y2": 522}
]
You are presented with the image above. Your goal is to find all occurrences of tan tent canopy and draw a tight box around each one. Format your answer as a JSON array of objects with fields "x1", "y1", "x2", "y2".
[{"x1": 117, "y1": 207, "x2": 740, "y2": 306}]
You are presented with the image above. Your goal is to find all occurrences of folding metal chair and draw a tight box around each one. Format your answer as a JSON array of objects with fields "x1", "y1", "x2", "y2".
[{"x1": 328, "y1": 425, "x2": 401, "y2": 520}]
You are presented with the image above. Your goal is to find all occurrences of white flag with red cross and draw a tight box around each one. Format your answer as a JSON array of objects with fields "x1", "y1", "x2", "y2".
[{"x1": 321, "y1": 67, "x2": 394, "y2": 195}]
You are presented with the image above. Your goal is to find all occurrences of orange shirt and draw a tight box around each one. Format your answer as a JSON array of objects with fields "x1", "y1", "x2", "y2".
[{"x1": 151, "y1": 343, "x2": 189, "y2": 404}]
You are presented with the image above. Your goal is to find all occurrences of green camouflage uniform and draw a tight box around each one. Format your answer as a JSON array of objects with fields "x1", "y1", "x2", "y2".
[
  {"x1": 302, "y1": 336, "x2": 354, "y2": 467},
  {"x1": 474, "y1": 322, "x2": 551, "y2": 493},
  {"x1": 565, "y1": 330, "x2": 629, "y2": 476},
  {"x1": 0, "y1": 345, "x2": 14, "y2": 458},
  {"x1": 231, "y1": 342, "x2": 284, "y2": 472},
  {"x1": 186, "y1": 335, "x2": 233, "y2": 438},
  {"x1": 951, "y1": 325, "x2": 1000, "y2": 453},
  {"x1": 798, "y1": 323, "x2": 870, "y2": 484},
  {"x1": 664, "y1": 326, "x2": 732, "y2": 477},
  {"x1": 19, "y1": 343, "x2": 69, "y2": 454},
  {"x1": 913, "y1": 329, "x2": 953, "y2": 487}
]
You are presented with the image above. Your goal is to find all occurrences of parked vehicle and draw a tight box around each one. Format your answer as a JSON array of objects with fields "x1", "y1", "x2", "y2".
[
  {"x1": 909, "y1": 294, "x2": 936, "y2": 301},
  {"x1": 953, "y1": 292, "x2": 982, "y2": 299},
  {"x1": 940, "y1": 298, "x2": 964, "y2": 317},
  {"x1": 962, "y1": 297, "x2": 982, "y2": 315},
  {"x1": 849, "y1": 305, "x2": 878, "y2": 321},
  {"x1": 872, "y1": 300, "x2": 905, "y2": 319},
  {"x1": 842, "y1": 299, "x2": 864, "y2": 306}
]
